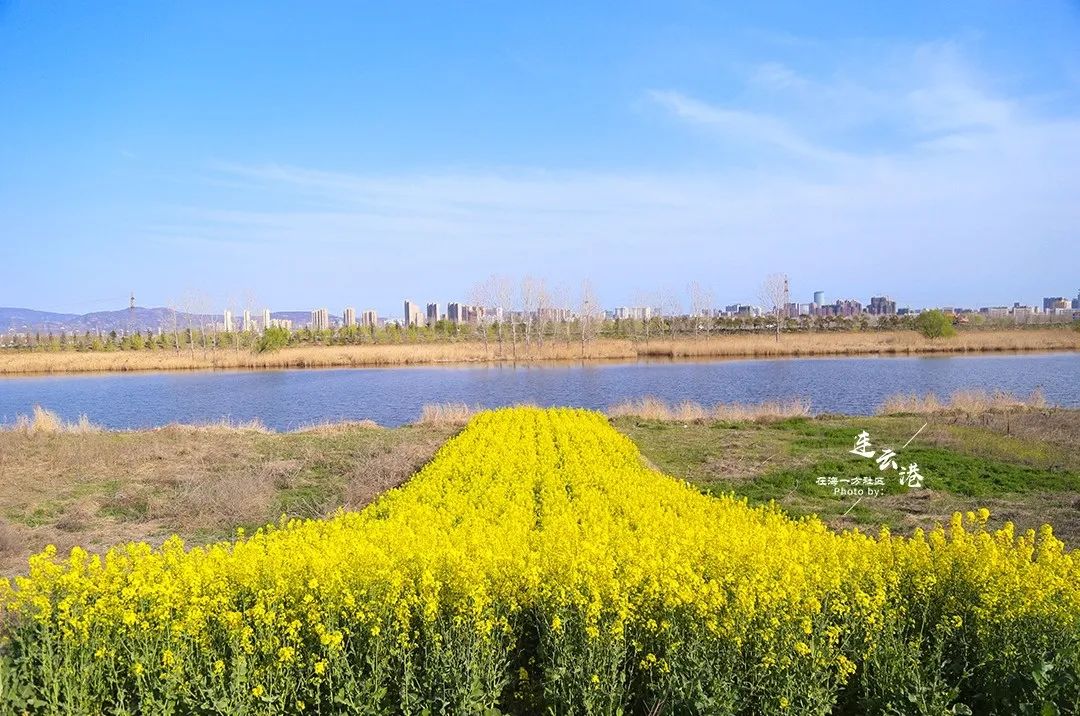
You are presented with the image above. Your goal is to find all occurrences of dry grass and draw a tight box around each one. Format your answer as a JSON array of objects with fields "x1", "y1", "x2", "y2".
[
  {"x1": 157, "y1": 418, "x2": 272, "y2": 433},
  {"x1": 6, "y1": 406, "x2": 100, "y2": 434},
  {"x1": 877, "y1": 389, "x2": 1049, "y2": 416},
  {"x1": 1, "y1": 328, "x2": 1077, "y2": 375},
  {"x1": 341, "y1": 439, "x2": 449, "y2": 510},
  {"x1": 0, "y1": 518, "x2": 22, "y2": 557},
  {"x1": 607, "y1": 396, "x2": 812, "y2": 423},
  {"x1": 294, "y1": 419, "x2": 381, "y2": 434},
  {"x1": 414, "y1": 402, "x2": 482, "y2": 426},
  {"x1": 0, "y1": 422, "x2": 455, "y2": 574}
]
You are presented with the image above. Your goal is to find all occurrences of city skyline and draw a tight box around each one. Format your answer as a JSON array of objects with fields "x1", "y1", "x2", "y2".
[
  {"x1": 4, "y1": 283, "x2": 1079, "y2": 337},
  {"x1": 7, "y1": 280, "x2": 1080, "y2": 318},
  {"x1": 3, "y1": 2, "x2": 1080, "y2": 312}
]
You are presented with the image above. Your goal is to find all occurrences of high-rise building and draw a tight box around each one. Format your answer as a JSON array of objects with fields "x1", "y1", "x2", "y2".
[
  {"x1": 426, "y1": 303, "x2": 439, "y2": 325},
  {"x1": 835, "y1": 299, "x2": 862, "y2": 317},
  {"x1": 242, "y1": 310, "x2": 253, "y2": 332},
  {"x1": 262, "y1": 308, "x2": 271, "y2": 331},
  {"x1": 447, "y1": 302, "x2": 463, "y2": 323},
  {"x1": 223, "y1": 310, "x2": 233, "y2": 333},
  {"x1": 1044, "y1": 297, "x2": 1070, "y2": 311},
  {"x1": 361, "y1": 310, "x2": 378, "y2": 327},
  {"x1": 311, "y1": 308, "x2": 330, "y2": 331},
  {"x1": 403, "y1": 300, "x2": 423, "y2": 327},
  {"x1": 462, "y1": 305, "x2": 483, "y2": 323},
  {"x1": 343, "y1": 307, "x2": 356, "y2": 327},
  {"x1": 724, "y1": 304, "x2": 758, "y2": 317},
  {"x1": 813, "y1": 291, "x2": 824, "y2": 307},
  {"x1": 868, "y1": 296, "x2": 896, "y2": 315},
  {"x1": 1073, "y1": 291, "x2": 1080, "y2": 310}
]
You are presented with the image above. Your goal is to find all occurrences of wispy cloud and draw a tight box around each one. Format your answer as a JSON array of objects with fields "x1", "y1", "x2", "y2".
[
  {"x1": 648, "y1": 40, "x2": 1044, "y2": 160},
  {"x1": 158, "y1": 40, "x2": 1080, "y2": 307},
  {"x1": 646, "y1": 89, "x2": 851, "y2": 163}
]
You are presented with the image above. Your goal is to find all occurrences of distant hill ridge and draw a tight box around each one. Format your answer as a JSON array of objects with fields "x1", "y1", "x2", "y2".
[{"x1": 0, "y1": 307, "x2": 327, "y2": 334}]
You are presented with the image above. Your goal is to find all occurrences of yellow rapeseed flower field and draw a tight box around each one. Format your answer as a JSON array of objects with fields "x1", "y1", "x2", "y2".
[{"x1": 1, "y1": 407, "x2": 1078, "y2": 714}]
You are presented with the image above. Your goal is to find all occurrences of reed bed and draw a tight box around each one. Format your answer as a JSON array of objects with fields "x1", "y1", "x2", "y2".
[
  {"x1": 293, "y1": 419, "x2": 382, "y2": 433},
  {"x1": 414, "y1": 402, "x2": 484, "y2": 426},
  {"x1": 606, "y1": 396, "x2": 812, "y2": 422},
  {"x1": 5, "y1": 406, "x2": 100, "y2": 434},
  {"x1": 1, "y1": 329, "x2": 1076, "y2": 375},
  {"x1": 877, "y1": 388, "x2": 1049, "y2": 415}
]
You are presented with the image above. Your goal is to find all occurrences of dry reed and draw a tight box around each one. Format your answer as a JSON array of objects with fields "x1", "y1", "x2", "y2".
[
  {"x1": 414, "y1": 403, "x2": 481, "y2": 426},
  {"x1": 606, "y1": 396, "x2": 812, "y2": 423},
  {"x1": 295, "y1": 419, "x2": 382, "y2": 434},
  {"x1": 5, "y1": 406, "x2": 100, "y2": 434},
  {"x1": 157, "y1": 418, "x2": 271, "y2": 433},
  {"x1": 1, "y1": 329, "x2": 1076, "y2": 375},
  {"x1": 877, "y1": 388, "x2": 1049, "y2": 415}
]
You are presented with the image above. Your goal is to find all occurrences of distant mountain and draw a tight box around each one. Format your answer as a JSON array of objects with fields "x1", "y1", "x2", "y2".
[{"x1": 0, "y1": 307, "x2": 332, "y2": 334}]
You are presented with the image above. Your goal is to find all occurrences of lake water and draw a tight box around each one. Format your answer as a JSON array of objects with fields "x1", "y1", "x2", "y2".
[{"x1": 0, "y1": 353, "x2": 1077, "y2": 430}]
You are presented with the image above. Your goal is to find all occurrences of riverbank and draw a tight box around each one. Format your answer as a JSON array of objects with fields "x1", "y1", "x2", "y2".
[
  {"x1": 2, "y1": 397, "x2": 1076, "y2": 574},
  {"x1": 1, "y1": 328, "x2": 1078, "y2": 374}
]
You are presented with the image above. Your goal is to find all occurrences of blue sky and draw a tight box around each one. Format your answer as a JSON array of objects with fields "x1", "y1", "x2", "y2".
[{"x1": 2, "y1": 1, "x2": 1079, "y2": 316}]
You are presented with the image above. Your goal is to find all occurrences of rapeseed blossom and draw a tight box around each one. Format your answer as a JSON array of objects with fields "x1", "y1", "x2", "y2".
[{"x1": 1, "y1": 407, "x2": 1077, "y2": 714}]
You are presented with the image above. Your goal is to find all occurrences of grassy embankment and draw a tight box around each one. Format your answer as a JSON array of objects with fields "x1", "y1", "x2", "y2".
[
  {"x1": 0, "y1": 409, "x2": 461, "y2": 574},
  {"x1": 1, "y1": 327, "x2": 1078, "y2": 374},
  {"x1": 613, "y1": 393, "x2": 1080, "y2": 544},
  {"x1": 1, "y1": 393, "x2": 1076, "y2": 575}
]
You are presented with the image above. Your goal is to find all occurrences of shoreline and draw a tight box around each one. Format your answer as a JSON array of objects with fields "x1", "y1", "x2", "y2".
[
  {"x1": 1, "y1": 393, "x2": 1064, "y2": 434},
  {"x1": 1, "y1": 329, "x2": 1078, "y2": 376}
]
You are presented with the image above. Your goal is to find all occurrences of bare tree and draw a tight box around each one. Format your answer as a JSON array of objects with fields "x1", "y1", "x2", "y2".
[
  {"x1": 535, "y1": 279, "x2": 552, "y2": 351},
  {"x1": 551, "y1": 282, "x2": 573, "y2": 347},
  {"x1": 759, "y1": 273, "x2": 789, "y2": 342},
  {"x1": 520, "y1": 276, "x2": 540, "y2": 353},
  {"x1": 468, "y1": 280, "x2": 491, "y2": 355},
  {"x1": 633, "y1": 289, "x2": 656, "y2": 347},
  {"x1": 178, "y1": 291, "x2": 207, "y2": 361},
  {"x1": 578, "y1": 280, "x2": 600, "y2": 358},
  {"x1": 653, "y1": 287, "x2": 680, "y2": 339},
  {"x1": 688, "y1": 281, "x2": 715, "y2": 339},
  {"x1": 490, "y1": 275, "x2": 514, "y2": 358},
  {"x1": 163, "y1": 295, "x2": 182, "y2": 355}
]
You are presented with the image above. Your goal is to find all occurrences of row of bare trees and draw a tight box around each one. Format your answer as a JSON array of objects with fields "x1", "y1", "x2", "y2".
[
  {"x1": 146, "y1": 273, "x2": 793, "y2": 360},
  {"x1": 466, "y1": 275, "x2": 603, "y2": 359}
]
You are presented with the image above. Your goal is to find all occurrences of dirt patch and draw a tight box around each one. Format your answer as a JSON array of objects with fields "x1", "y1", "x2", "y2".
[
  {"x1": 342, "y1": 437, "x2": 448, "y2": 510},
  {"x1": 0, "y1": 424, "x2": 455, "y2": 575}
]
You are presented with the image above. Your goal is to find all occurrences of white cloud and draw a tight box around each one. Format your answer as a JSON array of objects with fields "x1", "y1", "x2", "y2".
[
  {"x1": 646, "y1": 89, "x2": 851, "y2": 163},
  {"x1": 158, "y1": 41, "x2": 1079, "y2": 307}
]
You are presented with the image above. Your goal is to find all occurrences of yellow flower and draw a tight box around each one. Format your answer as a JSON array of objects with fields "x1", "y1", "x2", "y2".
[{"x1": 3, "y1": 407, "x2": 1077, "y2": 714}]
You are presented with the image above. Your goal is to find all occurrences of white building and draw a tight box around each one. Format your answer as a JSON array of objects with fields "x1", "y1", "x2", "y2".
[
  {"x1": 403, "y1": 300, "x2": 423, "y2": 327},
  {"x1": 311, "y1": 308, "x2": 330, "y2": 331}
]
